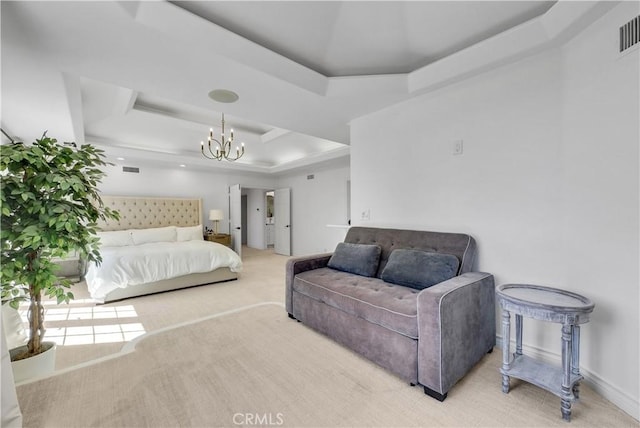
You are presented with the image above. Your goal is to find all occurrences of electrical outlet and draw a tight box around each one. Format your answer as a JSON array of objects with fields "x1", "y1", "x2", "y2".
[
  {"x1": 453, "y1": 140, "x2": 463, "y2": 155},
  {"x1": 361, "y1": 209, "x2": 370, "y2": 221}
]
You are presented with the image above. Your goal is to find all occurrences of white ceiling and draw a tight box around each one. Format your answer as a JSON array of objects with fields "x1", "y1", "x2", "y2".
[
  {"x1": 172, "y1": 1, "x2": 555, "y2": 76},
  {"x1": 1, "y1": 1, "x2": 609, "y2": 175}
]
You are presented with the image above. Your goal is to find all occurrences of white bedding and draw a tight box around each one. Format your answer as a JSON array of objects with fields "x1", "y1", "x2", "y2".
[{"x1": 85, "y1": 241, "x2": 243, "y2": 301}]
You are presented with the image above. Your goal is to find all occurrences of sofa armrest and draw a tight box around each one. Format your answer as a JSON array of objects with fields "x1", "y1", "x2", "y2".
[
  {"x1": 417, "y1": 272, "x2": 496, "y2": 395},
  {"x1": 285, "y1": 253, "x2": 333, "y2": 314}
]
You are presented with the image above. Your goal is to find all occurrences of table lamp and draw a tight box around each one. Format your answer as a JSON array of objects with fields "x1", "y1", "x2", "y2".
[{"x1": 209, "y1": 209, "x2": 224, "y2": 235}]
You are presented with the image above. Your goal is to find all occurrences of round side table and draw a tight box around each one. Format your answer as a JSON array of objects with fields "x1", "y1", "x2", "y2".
[{"x1": 496, "y1": 284, "x2": 594, "y2": 422}]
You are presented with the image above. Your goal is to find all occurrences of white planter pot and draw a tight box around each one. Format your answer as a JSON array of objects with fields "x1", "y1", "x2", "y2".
[{"x1": 10, "y1": 342, "x2": 56, "y2": 383}]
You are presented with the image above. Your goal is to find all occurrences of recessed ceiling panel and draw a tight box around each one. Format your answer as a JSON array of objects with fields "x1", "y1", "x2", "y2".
[{"x1": 172, "y1": 1, "x2": 556, "y2": 76}]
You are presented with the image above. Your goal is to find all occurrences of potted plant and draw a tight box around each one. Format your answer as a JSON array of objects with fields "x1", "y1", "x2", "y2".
[{"x1": 0, "y1": 132, "x2": 118, "y2": 380}]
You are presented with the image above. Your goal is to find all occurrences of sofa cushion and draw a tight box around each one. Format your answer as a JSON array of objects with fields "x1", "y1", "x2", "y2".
[
  {"x1": 293, "y1": 267, "x2": 419, "y2": 338},
  {"x1": 327, "y1": 242, "x2": 381, "y2": 277},
  {"x1": 344, "y1": 227, "x2": 476, "y2": 277},
  {"x1": 381, "y1": 249, "x2": 459, "y2": 290}
]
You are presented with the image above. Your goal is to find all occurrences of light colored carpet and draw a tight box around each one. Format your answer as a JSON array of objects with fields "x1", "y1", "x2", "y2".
[
  {"x1": 40, "y1": 246, "x2": 286, "y2": 370},
  {"x1": 14, "y1": 247, "x2": 639, "y2": 427},
  {"x1": 16, "y1": 303, "x2": 637, "y2": 427}
]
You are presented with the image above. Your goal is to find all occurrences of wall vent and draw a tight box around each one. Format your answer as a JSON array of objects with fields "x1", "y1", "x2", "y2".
[
  {"x1": 307, "y1": 174, "x2": 315, "y2": 180},
  {"x1": 122, "y1": 166, "x2": 140, "y2": 173},
  {"x1": 619, "y1": 15, "x2": 639, "y2": 53}
]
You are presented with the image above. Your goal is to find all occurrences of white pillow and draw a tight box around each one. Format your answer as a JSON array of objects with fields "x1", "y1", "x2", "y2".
[
  {"x1": 177, "y1": 225, "x2": 203, "y2": 242},
  {"x1": 131, "y1": 226, "x2": 177, "y2": 245},
  {"x1": 96, "y1": 230, "x2": 133, "y2": 247}
]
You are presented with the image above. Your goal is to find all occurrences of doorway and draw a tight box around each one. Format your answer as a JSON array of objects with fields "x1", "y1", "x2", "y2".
[{"x1": 230, "y1": 185, "x2": 291, "y2": 256}]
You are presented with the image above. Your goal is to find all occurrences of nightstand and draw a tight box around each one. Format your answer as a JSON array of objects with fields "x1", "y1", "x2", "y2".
[{"x1": 204, "y1": 234, "x2": 231, "y2": 247}]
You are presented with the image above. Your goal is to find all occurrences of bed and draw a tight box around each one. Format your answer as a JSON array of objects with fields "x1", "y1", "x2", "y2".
[{"x1": 85, "y1": 196, "x2": 242, "y2": 303}]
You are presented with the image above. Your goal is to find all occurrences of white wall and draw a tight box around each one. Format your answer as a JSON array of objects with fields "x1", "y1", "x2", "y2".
[
  {"x1": 350, "y1": 3, "x2": 638, "y2": 419},
  {"x1": 277, "y1": 159, "x2": 351, "y2": 256},
  {"x1": 98, "y1": 160, "x2": 351, "y2": 256},
  {"x1": 559, "y1": 3, "x2": 639, "y2": 415},
  {"x1": 99, "y1": 162, "x2": 276, "y2": 235}
]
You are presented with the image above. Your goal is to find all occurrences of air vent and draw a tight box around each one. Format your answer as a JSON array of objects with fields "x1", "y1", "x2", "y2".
[
  {"x1": 122, "y1": 166, "x2": 140, "y2": 173},
  {"x1": 619, "y1": 15, "x2": 639, "y2": 53},
  {"x1": 307, "y1": 174, "x2": 315, "y2": 180}
]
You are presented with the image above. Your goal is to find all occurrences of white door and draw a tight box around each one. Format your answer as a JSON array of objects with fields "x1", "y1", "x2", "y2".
[
  {"x1": 229, "y1": 184, "x2": 242, "y2": 256},
  {"x1": 274, "y1": 188, "x2": 291, "y2": 256}
]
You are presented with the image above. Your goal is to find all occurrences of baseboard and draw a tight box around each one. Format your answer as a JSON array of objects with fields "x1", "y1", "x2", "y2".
[{"x1": 496, "y1": 336, "x2": 639, "y2": 421}]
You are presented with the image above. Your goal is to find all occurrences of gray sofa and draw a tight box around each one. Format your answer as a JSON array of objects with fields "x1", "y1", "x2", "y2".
[{"x1": 285, "y1": 227, "x2": 495, "y2": 400}]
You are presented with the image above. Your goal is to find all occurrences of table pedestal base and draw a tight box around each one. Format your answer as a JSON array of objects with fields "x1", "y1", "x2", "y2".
[{"x1": 500, "y1": 312, "x2": 584, "y2": 422}]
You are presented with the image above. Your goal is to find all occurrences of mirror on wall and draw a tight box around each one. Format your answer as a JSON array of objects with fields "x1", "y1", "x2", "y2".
[{"x1": 266, "y1": 191, "x2": 274, "y2": 224}]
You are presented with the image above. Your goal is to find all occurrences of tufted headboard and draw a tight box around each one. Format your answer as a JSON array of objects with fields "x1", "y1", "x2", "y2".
[{"x1": 97, "y1": 196, "x2": 203, "y2": 231}]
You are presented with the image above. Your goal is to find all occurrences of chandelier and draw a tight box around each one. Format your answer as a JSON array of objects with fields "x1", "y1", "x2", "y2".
[{"x1": 200, "y1": 113, "x2": 245, "y2": 162}]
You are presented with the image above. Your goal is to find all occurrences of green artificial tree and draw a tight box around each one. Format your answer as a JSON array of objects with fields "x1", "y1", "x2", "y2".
[{"x1": 1, "y1": 132, "x2": 119, "y2": 359}]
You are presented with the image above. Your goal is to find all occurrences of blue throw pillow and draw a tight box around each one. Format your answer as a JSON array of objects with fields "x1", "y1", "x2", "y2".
[
  {"x1": 381, "y1": 249, "x2": 460, "y2": 290},
  {"x1": 327, "y1": 242, "x2": 382, "y2": 277}
]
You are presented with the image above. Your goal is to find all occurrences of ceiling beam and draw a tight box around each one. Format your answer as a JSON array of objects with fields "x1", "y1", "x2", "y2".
[
  {"x1": 134, "y1": 1, "x2": 329, "y2": 96},
  {"x1": 261, "y1": 128, "x2": 291, "y2": 144},
  {"x1": 407, "y1": 1, "x2": 618, "y2": 95}
]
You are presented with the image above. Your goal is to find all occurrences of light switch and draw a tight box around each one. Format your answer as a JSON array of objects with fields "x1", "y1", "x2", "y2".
[{"x1": 453, "y1": 140, "x2": 463, "y2": 155}]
